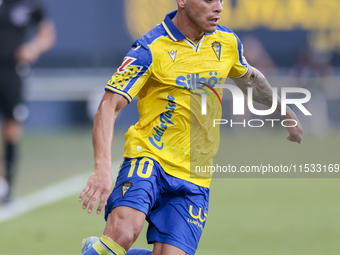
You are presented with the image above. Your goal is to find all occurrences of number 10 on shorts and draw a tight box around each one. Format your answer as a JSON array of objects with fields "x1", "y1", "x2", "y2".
[{"x1": 127, "y1": 158, "x2": 154, "y2": 178}]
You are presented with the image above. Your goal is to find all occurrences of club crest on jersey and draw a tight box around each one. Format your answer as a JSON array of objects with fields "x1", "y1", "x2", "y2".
[
  {"x1": 168, "y1": 50, "x2": 177, "y2": 62},
  {"x1": 118, "y1": 57, "x2": 136, "y2": 74},
  {"x1": 212, "y1": 41, "x2": 221, "y2": 61},
  {"x1": 122, "y1": 182, "x2": 133, "y2": 197}
]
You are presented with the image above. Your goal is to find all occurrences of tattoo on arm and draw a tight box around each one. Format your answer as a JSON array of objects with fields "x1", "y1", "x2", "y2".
[{"x1": 239, "y1": 67, "x2": 281, "y2": 113}]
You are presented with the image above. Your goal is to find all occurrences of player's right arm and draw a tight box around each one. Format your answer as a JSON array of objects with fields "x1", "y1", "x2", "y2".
[
  {"x1": 79, "y1": 92, "x2": 128, "y2": 215},
  {"x1": 79, "y1": 38, "x2": 152, "y2": 214}
]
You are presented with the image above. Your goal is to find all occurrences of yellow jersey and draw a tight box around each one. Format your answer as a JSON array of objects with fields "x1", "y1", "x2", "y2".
[{"x1": 106, "y1": 11, "x2": 248, "y2": 188}]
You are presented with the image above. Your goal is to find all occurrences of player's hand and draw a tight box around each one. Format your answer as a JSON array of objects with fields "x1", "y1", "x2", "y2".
[
  {"x1": 285, "y1": 119, "x2": 303, "y2": 144},
  {"x1": 282, "y1": 107, "x2": 303, "y2": 144},
  {"x1": 15, "y1": 43, "x2": 41, "y2": 64},
  {"x1": 79, "y1": 170, "x2": 112, "y2": 214}
]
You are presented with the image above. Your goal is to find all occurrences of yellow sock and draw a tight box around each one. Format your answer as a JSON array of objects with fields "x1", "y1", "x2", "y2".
[{"x1": 92, "y1": 235, "x2": 126, "y2": 255}]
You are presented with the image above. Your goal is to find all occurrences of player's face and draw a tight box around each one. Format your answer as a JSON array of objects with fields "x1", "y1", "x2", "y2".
[{"x1": 184, "y1": 0, "x2": 224, "y2": 33}]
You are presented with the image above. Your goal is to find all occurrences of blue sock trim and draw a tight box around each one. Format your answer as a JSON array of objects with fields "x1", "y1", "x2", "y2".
[
  {"x1": 98, "y1": 240, "x2": 117, "y2": 255},
  {"x1": 82, "y1": 246, "x2": 100, "y2": 255}
]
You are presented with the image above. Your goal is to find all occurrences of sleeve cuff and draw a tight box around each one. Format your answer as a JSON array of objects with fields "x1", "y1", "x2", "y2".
[
  {"x1": 105, "y1": 86, "x2": 132, "y2": 103},
  {"x1": 228, "y1": 67, "x2": 249, "y2": 79}
]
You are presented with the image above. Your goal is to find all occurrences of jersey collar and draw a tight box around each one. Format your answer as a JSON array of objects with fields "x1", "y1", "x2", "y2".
[
  {"x1": 162, "y1": 10, "x2": 186, "y2": 42},
  {"x1": 162, "y1": 10, "x2": 216, "y2": 42}
]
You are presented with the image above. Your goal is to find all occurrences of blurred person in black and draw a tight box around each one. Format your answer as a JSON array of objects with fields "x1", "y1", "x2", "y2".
[{"x1": 0, "y1": 0, "x2": 56, "y2": 203}]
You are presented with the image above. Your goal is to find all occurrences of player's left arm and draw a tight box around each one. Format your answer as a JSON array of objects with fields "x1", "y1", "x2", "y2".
[
  {"x1": 15, "y1": 20, "x2": 56, "y2": 64},
  {"x1": 232, "y1": 65, "x2": 303, "y2": 144}
]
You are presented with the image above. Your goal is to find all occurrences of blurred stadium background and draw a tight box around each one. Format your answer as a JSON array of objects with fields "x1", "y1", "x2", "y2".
[{"x1": 1, "y1": 0, "x2": 340, "y2": 254}]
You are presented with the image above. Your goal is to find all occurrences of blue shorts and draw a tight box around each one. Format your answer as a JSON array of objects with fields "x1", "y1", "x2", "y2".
[{"x1": 105, "y1": 157, "x2": 210, "y2": 255}]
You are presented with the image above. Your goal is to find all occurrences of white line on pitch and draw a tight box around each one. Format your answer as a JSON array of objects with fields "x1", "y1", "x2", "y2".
[{"x1": 0, "y1": 161, "x2": 120, "y2": 223}]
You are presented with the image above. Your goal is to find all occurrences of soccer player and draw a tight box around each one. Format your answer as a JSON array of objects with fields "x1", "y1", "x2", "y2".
[
  {"x1": 79, "y1": 0, "x2": 303, "y2": 254},
  {"x1": 0, "y1": 0, "x2": 56, "y2": 203}
]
